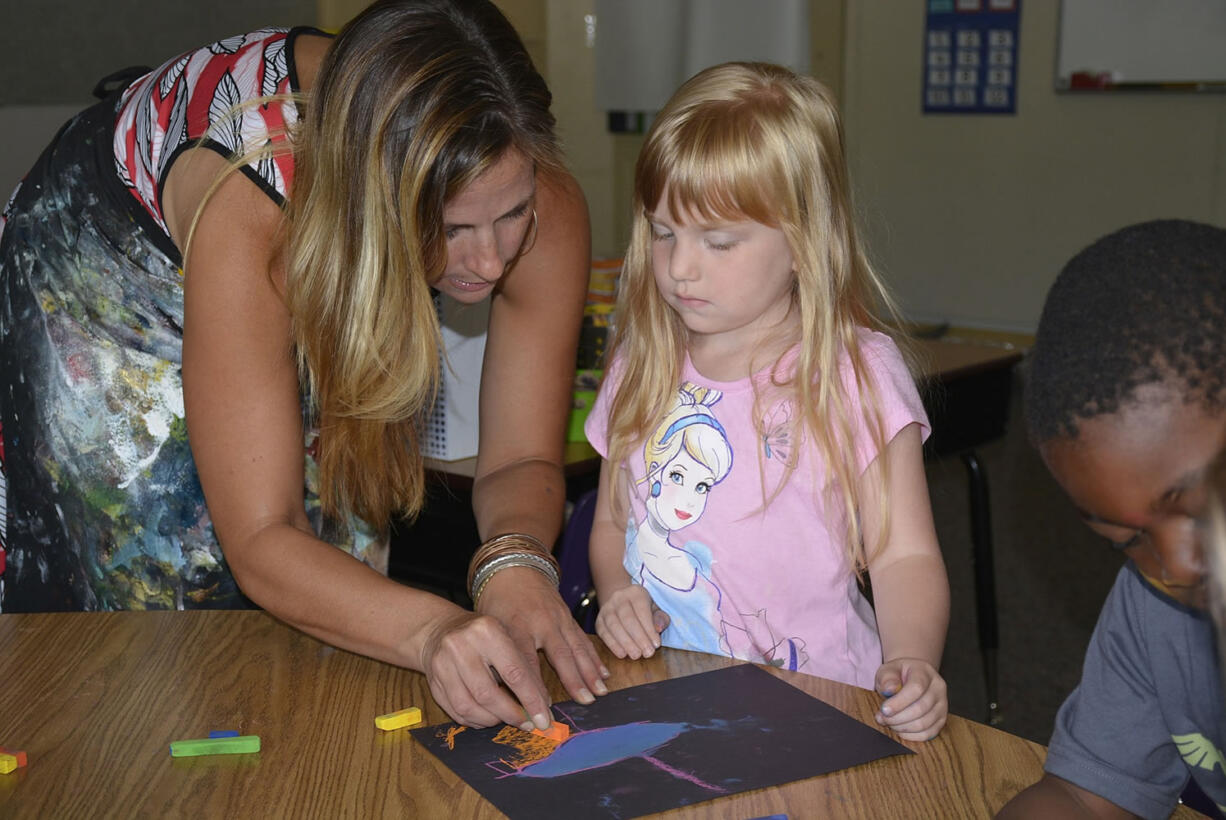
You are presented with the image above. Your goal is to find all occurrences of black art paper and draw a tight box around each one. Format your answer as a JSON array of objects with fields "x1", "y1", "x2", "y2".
[{"x1": 411, "y1": 663, "x2": 912, "y2": 819}]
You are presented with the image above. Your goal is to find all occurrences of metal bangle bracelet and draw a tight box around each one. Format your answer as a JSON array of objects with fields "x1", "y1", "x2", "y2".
[
  {"x1": 471, "y1": 552, "x2": 559, "y2": 600},
  {"x1": 469, "y1": 552, "x2": 539, "y2": 597},
  {"x1": 466, "y1": 533, "x2": 551, "y2": 591},
  {"x1": 472, "y1": 557, "x2": 560, "y2": 606}
]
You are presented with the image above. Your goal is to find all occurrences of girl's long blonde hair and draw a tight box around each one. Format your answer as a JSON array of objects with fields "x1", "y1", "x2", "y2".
[
  {"x1": 605, "y1": 61, "x2": 912, "y2": 575},
  {"x1": 282, "y1": 0, "x2": 562, "y2": 531}
]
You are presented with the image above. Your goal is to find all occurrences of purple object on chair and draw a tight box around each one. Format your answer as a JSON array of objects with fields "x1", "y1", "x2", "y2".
[{"x1": 557, "y1": 489, "x2": 599, "y2": 633}]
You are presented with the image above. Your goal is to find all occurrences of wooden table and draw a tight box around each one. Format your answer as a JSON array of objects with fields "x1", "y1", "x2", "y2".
[{"x1": 0, "y1": 610, "x2": 1061, "y2": 819}]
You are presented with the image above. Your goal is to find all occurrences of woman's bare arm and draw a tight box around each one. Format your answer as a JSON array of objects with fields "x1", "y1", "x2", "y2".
[
  {"x1": 470, "y1": 168, "x2": 610, "y2": 700},
  {"x1": 165, "y1": 149, "x2": 554, "y2": 730}
]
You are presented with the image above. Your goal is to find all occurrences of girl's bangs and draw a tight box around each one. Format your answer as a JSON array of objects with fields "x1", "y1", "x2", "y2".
[{"x1": 641, "y1": 116, "x2": 782, "y2": 226}]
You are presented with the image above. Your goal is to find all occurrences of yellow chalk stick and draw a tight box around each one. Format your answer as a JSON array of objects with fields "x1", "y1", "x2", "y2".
[
  {"x1": 0, "y1": 748, "x2": 26, "y2": 768},
  {"x1": 0, "y1": 754, "x2": 17, "y2": 774},
  {"x1": 375, "y1": 706, "x2": 422, "y2": 731}
]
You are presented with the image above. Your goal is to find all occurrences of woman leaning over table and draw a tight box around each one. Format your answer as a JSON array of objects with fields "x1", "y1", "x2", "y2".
[{"x1": 0, "y1": 0, "x2": 606, "y2": 730}]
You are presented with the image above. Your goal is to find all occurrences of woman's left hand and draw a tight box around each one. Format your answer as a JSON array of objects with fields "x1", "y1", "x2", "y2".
[
  {"x1": 476, "y1": 565, "x2": 610, "y2": 705},
  {"x1": 873, "y1": 657, "x2": 948, "y2": 741}
]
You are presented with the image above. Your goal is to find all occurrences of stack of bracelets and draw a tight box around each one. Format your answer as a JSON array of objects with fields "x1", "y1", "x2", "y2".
[{"x1": 467, "y1": 532, "x2": 561, "y2": 607}]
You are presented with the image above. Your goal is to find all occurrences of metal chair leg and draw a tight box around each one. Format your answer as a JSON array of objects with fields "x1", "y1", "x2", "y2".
[{"x1": 962, "y1": 450, "x2": 1002, "y2": 726}]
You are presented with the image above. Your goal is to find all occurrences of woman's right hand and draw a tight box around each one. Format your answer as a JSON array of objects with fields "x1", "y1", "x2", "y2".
[
  {"x1": 418, "y1": 609, "x2": 555, "y2": 731},
  {"x1": 594, "y1": 584, "x2": 670, "y2": 660}
]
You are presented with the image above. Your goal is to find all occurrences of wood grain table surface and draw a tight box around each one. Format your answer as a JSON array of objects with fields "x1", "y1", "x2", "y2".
[{"x1": 0, "y1": 609, "x2": 1097, "y2": 819}]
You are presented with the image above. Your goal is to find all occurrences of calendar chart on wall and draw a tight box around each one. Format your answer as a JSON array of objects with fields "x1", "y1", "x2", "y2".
[{"x1": 923, "y1": 0, "x2": 1020, "y2": 114}]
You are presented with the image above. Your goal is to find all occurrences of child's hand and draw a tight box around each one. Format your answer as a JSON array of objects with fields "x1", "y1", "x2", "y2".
[
  {"x1": 594, "y1": 584, "x2": 670, "y2": 660},
  {"x1": 873, "y1": 657, "x2": 948, "y2": 741}
]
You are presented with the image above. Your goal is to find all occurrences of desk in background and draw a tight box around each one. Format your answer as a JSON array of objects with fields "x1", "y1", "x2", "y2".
[
  {"x1": 0, "y1": 610, "x2": 1079, "y2": 819},
  {"x1": 916, "y1": 337, "x2": 1025, "y2": 727}
]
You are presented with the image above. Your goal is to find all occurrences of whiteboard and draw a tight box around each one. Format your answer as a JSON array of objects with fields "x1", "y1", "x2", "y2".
[{"x1": 1057, "y1": 0, "x2": 1226, "y2": 89}]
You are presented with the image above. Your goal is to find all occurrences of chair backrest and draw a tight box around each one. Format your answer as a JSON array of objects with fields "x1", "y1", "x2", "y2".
[{"x1": 557, "y1": 488, "x2": 599, "y2": 633}]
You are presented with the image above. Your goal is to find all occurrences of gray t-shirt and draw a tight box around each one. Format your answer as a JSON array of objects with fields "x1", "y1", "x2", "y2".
[{"x1": 1045, "y1": 563, "x2": 1226, "y2": 819}]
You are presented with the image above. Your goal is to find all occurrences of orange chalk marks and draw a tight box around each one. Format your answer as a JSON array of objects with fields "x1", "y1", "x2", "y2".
[
  {"x1": 490, "y1": 725, "x2": 562, "y2": 769},
  {"x1": 436, "y1": 725, "x2": 468, "y2": 750}
]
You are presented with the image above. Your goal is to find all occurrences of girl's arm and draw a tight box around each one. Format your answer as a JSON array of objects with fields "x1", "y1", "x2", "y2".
[
  {"x1": 589, "y1": 460, "x2": 669, "y2": 658},
  {"x1": 467, "y1": 169, "x2": 610, "y2": 702},
  {"x1": 167, "y1": 148, "x2": 554, "y2": 732},
  {"x1": 863, "y1": 422, "x2": 951, "y2": 741}
]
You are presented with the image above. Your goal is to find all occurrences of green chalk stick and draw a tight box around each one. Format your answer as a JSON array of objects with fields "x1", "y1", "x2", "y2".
[{"x1": 170, "y1": 735, "x2": 261, "y2": 757}]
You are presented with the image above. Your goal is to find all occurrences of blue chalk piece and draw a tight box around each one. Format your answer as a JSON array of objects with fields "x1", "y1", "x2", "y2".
[{"x1": 208, "y1": 730, "x2": 240, "y2": 738}]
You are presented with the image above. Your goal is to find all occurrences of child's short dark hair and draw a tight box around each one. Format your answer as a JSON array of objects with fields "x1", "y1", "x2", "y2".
[{"x1": 1025, "y1": 219, "x2": 1226, "y2": 443}]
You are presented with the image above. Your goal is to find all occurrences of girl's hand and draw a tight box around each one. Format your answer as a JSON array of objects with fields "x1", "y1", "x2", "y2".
[
  {"x1": 873, "y1": 657, "x2": 948, "y2": 741},
  {"x1": 418, "y1": 608, "x2": 556, "y2": 731},
  {"x1": 595, "y1": 584, "x2": 670, "y2": 660}
]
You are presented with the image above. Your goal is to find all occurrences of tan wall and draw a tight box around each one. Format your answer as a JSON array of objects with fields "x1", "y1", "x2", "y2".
[
  {"x1": 315, "y1": 0, "x2": 363, "y2": 30},
  {"x1": 842, "y1": 1, "x2": 1226, "y2": 332},
  {"x1": 553, "y1": 0, "x2": 1226, "y2": 332},
  {"x1": 543, "y1": 1, "x2": 619, "y2": 257},
  {"x1": 547, "y1": 0, "x2": 846, "y2": 259}
]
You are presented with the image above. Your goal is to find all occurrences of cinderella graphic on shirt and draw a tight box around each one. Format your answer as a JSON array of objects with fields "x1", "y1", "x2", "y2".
[{"x1": 624, "y1": 382, "x2": 807, "y2": 670}]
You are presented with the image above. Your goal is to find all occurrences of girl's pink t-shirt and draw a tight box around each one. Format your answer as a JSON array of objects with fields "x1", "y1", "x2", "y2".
[{"x1": 585, "y1": 329, "x2": 930, "y2": 688}]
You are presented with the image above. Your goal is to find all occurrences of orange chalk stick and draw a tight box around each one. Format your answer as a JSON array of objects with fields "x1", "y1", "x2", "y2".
[
  {"x1": 374, "y1": 707, "x2": 422, "y2": 731},
  {"x1": 530, "y1": 722, "x2": 570, "y2": 743},
  {"x1": 0, "y1": 748, "x2": 26, "y2": 768}
]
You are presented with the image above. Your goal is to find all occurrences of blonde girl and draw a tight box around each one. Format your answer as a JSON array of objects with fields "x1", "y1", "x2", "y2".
[
  {"x1": 0, "y1": 0, "x2": 605, "y2": 731},
  {"x1": 585, "y1": 62, "x2": 949, "y2": 741}
]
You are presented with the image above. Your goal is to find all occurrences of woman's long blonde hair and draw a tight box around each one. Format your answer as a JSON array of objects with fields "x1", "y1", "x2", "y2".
[
  {"x1": 282, "y1": 0, "x2": 562, "y2": 531},
  {"x1": 605, "y1": 61, "x2": 912, "y2": 575}
]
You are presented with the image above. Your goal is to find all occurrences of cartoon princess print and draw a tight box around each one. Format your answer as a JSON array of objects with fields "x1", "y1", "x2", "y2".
[
  {"x1": 625, "y1": 384, "x2": 731, "y2": 656},
  {"x1": 626, "y1": 383, "x2": 807, "y2": 670}
]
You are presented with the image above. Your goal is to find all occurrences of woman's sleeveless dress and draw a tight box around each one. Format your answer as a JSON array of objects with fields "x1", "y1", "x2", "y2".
[{"x1": 0, "y1": 27, "x2": 385, "y2": 611}]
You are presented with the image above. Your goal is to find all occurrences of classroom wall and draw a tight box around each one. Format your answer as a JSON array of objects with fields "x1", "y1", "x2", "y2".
[
  {"x1": 0, "y1": 105, "x2": 84, "y2": 200},
  {"x1": 841, "y1": 1, "x2": 1226, "y2": 333},
  {"x1": 546, "y1": 0, "x2": 845, "y2": 260}
]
